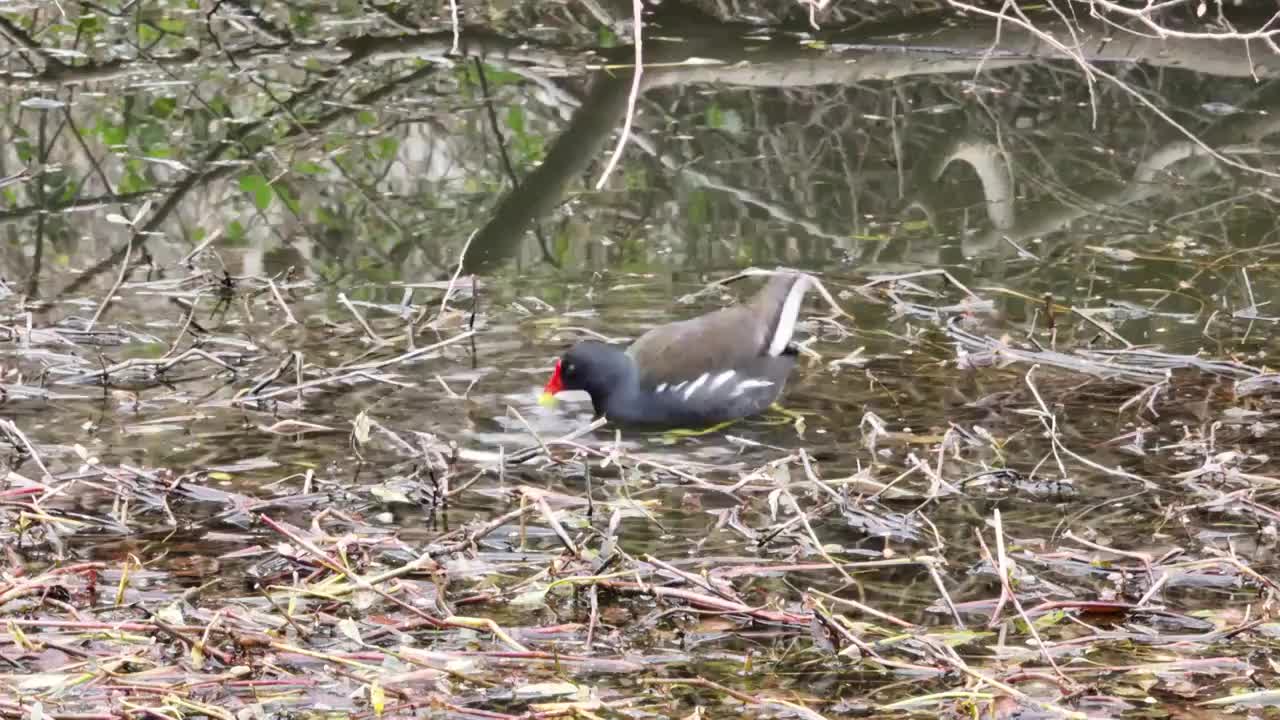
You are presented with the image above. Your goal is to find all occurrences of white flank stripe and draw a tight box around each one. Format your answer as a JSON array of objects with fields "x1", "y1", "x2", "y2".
[
  {"x1": 767, "y1": 275, "x2": 811, "y2": 356},
  {"x1": 730, "y1": 378, "x2": 775, "y2": 398},
  {"x1": 672, "y1": 381, "x2": 687, "y2": 393},
  {"x1": 656, "y1": 382, "x2": 668, "y2": 393},
  {"x1": 682, "y1": 372, "x2": 710, "y2": 400},
  {"x1": 708, "y1": 370, "x2": 736, "y2": 391}
]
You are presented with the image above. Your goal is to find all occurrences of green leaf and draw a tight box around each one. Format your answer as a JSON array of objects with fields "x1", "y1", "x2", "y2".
[
  {"x1": 374, "y1": 136, "x2": 399, "y2": 160},
  {"x1": 687, "y1": 190, "x2": 708, "y2": 226},
  {"x1": 1032, "y1": 609, "x2": 1067, "y2": 630},
  {"x1": 506, "y1": 106, "x2": 525, "y2": 135},
  {"x1": 554, "y1": 231, "x2": 570, "y2": 262},
  {"x1": 294, "y1": 161, "x2": 326, "y2": 176},
  {"x1": 625, "y1": 167, "x2": 647, "y2": 190},
  {"x1": 138, "y1": 122, "x2": 165, "y2": 151},
  {"x1": 138, "y1": 23, "x2": 160, "y2": 46},
  {"x1": 515, "y1": 133, "x2": 544, "y2": 164},
  {"x1": 291, "y1": 7, "x2": 315, "y2": 33},
  {"x1": 157, "y1": 18, "x2": 186, "y2": 35},
  {"x1": 275, "y1": 184, "x2": 299, "y2": 215},
  {"x1": 316, "y1": 206, "x2": 338, "y2": 228},
  {"x1": 356, "y1": 110, "x2": 377, "y2": 127},
  {"x1": 117, "y1": 156, "x2": 147, "y2": 192},
  {"x1": 706, "y1": 104, "x2": 724, "y2": 130},
  {"x1": 45, "y1": 22, "x2": 76, "y2": 38},
  {"x1": 598, "y1": 26, "x2": 617, "y2": 48},
  {"x1": 13, "y1": 133, "x2": 32, "y2": 163},
  {"x1": 101, "y1": 123, "x2": 127, "y2": 147},
  {"x1": 151, "y1": 97, "x2": 177, "y2": 118},
  {"x1": 239, "y1": 173, "x2": 273, "y2": 211},
  {"x1": 119, "y1": 166, "x2": 148, "y2": 194},
  {"x1": 77, "y1": 15, "x2": 102, "y2": 35}
]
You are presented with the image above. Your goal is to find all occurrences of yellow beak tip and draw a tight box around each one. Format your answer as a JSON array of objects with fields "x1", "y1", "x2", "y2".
[{"x1": 538, "y1": 392, "x2": 558, "y2": 408}]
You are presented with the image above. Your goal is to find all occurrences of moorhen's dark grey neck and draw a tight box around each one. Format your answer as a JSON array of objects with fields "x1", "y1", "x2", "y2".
[{"x1": 557, "y1": 341, "x2": 637, "y2": 412}]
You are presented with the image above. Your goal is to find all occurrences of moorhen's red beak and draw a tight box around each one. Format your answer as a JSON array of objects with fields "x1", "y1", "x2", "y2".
[{"x1": 539, "y1": 359, "x2": 564, "y2": 406}]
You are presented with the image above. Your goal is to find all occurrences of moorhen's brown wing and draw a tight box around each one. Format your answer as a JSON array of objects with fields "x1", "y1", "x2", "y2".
[{"x1": 625, "y1": 273, "x2": 807, "y2": 389}]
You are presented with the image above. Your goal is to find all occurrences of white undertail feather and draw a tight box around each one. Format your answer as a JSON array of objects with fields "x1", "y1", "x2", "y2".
[{"x1": 766, "y1": 274, "x2": 811, "y2": 356}]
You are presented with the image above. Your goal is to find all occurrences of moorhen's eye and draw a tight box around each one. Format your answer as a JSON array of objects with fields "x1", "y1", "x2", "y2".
[{"x1": 565, "y1": 363, "x2": 576, "y2": 374}]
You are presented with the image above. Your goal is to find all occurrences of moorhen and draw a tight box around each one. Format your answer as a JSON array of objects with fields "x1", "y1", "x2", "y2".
[{"x1": 539, "y1": 272, "x2": 812, "y2": 427}]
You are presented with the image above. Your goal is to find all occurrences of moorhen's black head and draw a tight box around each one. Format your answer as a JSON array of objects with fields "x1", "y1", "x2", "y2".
[{"x1": 540, "y1": 341, "x2": 634, "y2": 408}]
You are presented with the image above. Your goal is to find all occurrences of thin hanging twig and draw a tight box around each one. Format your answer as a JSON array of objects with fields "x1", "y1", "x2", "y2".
[{"x1": 595, "y1": 0, "x2": 644, "y2": 189}]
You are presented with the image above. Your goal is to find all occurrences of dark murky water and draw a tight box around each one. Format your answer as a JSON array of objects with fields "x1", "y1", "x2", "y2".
[{"x1": 2, "y1": 1, "x2": 1280, "y2": 717}]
